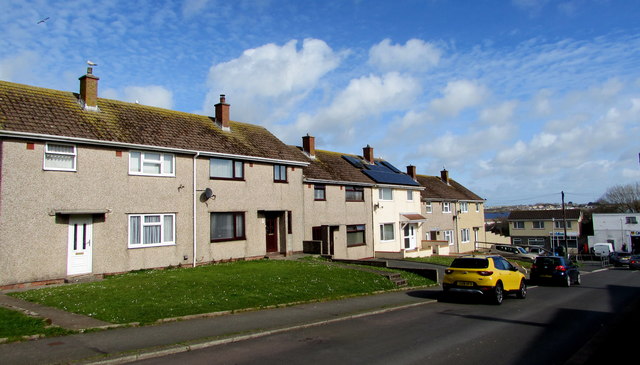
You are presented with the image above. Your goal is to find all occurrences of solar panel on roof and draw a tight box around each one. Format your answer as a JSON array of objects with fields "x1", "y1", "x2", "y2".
[
  {"x1": 362, "y1": 170, "x2": 420, "y2": 186},
  {"x1": 379, "y1": 160, "x2": 401, "y2": 173},
  {"x1": 342, "y1": 155, "x2": 364, "y2": 169}
]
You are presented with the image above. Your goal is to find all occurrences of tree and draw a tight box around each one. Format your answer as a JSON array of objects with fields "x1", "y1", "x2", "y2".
[{"x1": 597, "y1": 182, "x2": 640, "y2": 213}]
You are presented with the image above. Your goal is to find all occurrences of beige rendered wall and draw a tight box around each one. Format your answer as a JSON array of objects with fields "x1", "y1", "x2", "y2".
[
  {"x1": 421, "y1": 200, "x2": 455, "y2": 245},
  {"x1": 0, "y1": 139, "x2": 194, "y2": 286},
  {"x1": 301, "y1": 184, "x2": 374, "y2": 260},
  {"x1": 373, "y1": 187, "x2": 423, "y2": 254},
  {"x1": 510, "y1": 219, "x2": 580, "y2": 238},
  {"x1": 454, "y1": 202, "x2": 486, "y2": 253}
]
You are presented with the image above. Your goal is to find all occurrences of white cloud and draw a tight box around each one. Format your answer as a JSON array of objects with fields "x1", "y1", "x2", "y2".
[
  {"x1": 204, "y1": 38, "x2": 342, "y2": 123},
  {"x1": 479, "y1": 100, "x2": 518, "y2": 125},
  {"x1": 102, "y1": 85, "x2": 174, "y2": 109},
  {"x1": 430, "y1": 79, "x2": 489, "y2": 116},
  {"x1": 0, "y1": 51, "x2": 39, "y2": 83},
  {"x1": 368, "y1": 38, "x2": 442, "y2": 72}
]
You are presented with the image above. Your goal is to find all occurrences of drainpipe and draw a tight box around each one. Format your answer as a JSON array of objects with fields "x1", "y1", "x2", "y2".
[{"x1": 193, "y1": 152, "x2": 200, "y2": 268}]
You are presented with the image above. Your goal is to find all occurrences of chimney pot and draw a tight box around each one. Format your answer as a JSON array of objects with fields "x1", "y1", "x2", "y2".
[
  {"x1": 215, "y1": 94, "x2": 230, "y2": 131},
  {"x1": 302, "y1": 134, "x2": 315, "y2": 157},
  {"x1": 363, "y1": 145, "x2": 374, "y2": 164}
]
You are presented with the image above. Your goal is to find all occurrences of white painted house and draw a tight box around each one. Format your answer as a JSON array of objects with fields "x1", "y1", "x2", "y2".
[{"x1": 588, "y1": 213, "x2": 640, "y2": 254}]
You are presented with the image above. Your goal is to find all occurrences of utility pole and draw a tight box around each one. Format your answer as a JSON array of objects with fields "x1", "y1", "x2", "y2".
[{"x1": 562, "y1": 191, "x2": 568, "y2": 258}]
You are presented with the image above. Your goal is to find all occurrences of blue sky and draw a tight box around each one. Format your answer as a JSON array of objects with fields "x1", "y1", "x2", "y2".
[{"x1": 2, "y1": 0, "x2": 639, "y2": 206}]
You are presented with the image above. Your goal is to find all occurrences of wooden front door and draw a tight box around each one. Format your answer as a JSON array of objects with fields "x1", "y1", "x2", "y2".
[{"x1": 266, "y1": 214, "x2": 278, "y2": 253}]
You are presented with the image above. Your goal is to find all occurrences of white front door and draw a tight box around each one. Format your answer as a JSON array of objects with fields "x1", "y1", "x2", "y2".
[
  {"x1": 67, "y1": 215, "x2": 93, "y2": 276},
  {"x1": 403, "y1": 224, "x2": 417, "y2": 250}
]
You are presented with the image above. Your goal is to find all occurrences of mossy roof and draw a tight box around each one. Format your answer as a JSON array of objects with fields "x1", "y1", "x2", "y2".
[
  {"x1": 416, "y1": 174, "x2": 484, "y2": 201},
  {"x1": 0, "y1": 80, "x2": 307, "y2": 163}
]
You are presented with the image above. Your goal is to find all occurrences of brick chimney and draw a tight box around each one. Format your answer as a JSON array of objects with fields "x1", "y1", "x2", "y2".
[
  {"x1": 363, "y1": 145, "x2": 374, "y2": 164},
  {"x1": 440, "y1": 168, "x2": 449, "y2": 184},
  {"x1": 302, "y1": 134, "x2": 315, "y2": 158},
  {"x1": 215, "y1": 94, "x2": 230, "y2": 131},
  {"x1": 79, "y1": 67, "x2": 99, "y2": 111},
  {"x1": 407, "y1": 165, "x2": 417, "y2": 180}
]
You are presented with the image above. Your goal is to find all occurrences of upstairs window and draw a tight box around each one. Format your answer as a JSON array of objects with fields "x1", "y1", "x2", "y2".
[
  {"x1": 379, "y1": 188, "x2": 393, "y2": 201},
  {"x1": 554, "y1": 220, "x2": 572, "y2": 229},
  {"x1": 346, "y1": 186, "x2": 364, "y2": 201},
  {"x1": 513, "y1": 221, "x2": 524, "y2": 229},
  {"x1": 406, "y1": 190, "x2": 413, "y2": 201},
  {"x1": 314, "y1": 184, "x2": 326, "y2": 201},
  {"x1": 274, "y1": 165, "x2": 287, "y2": 183},
  {"x1": 425, "y1": 202, "x2": 432, "y2": 214},
  {"x1": 44, "y1": 143, "x2": 76, "y2": 171},
  {"x1": 210, "y1": 158, "x2": 243, "y2": 180},
  {"x1": 460, "y1": 202, "x2": 468, "y2": 213},
  {"x1": 442, "y1": 202, "x2": 451, "y2": 213},
  {"x1": 130, "y1": 151, "x2": 175, "y2": 176},
  {"x1": 626, "y1": 217, "x2": 638, "y2": 224},
  {"x1": 532, "y1": 221, "x2": 545, "y2": 229}
]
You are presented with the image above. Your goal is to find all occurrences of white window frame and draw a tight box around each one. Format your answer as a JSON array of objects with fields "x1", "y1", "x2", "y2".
[
  {"x1": 380, "y1": 223, "x2": 395, "y2": 241},
  {"x1": 406, "y1": 190, "x2": 413, "y2": 201},
  {"x1": 44, "y1": 143, "x2": 77, "y2": 171},
  {"x1": 128, "y1": 213, "x2": 176, "y2": 248},
  {"x1": 532, "y1": 220, "x2": 545, "y2": 229},
  {"x1": 460, "y1": 202, "x2": 468, "y2": 213},
  {"x1": 129, "y1": 151, "x2": 175, "y2": 177},
  {"x1": 379, "y1": 188, "x2": 393, "y2": 201},
  {"x1": 513, "y1": 221, "x2": 525, "y2": 229},
  {"x1": 476, "y1": 203, "x2": 480, "y2": 212},
  {"x1": 425, "y1": 202, "x2": 432, "y2": 214},
  {"x1": 461, "y1": 228, "x2": 470, "y2": 243},
  {"x1": 443, "y1": 230, "x2": 454, "y2": 245},
  {"x1": 442, "y1": 202, "x2": 451, "y2": 213}
]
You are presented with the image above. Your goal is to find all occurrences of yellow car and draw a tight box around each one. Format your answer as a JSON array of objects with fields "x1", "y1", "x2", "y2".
[{"x1": 442, "y1": 255, "x2": 527, "y2": 305}]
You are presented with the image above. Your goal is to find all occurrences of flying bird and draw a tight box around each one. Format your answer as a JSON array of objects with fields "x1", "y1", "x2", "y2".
[
  {"x1": 87, "y1": 60, "x2": 98, "y2": 66},
  {"x1": 37, "y1": 17, "x2": 50, "y2": 24}
]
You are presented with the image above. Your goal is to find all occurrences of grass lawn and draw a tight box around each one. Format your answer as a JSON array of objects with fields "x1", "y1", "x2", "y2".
[
  {"x1": 10, "y1": 259, "x2": 434, "y2": 325},
  {"x1": 0, "y1": 307, "x2": 72, "y2": 342},
  {"x1": 407, "y1": 255, "x2": 456, "y2": 267}
]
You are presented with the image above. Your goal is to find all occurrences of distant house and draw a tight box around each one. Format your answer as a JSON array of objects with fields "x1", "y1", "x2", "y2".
[
  {"x1": 508, "y1": 209, "x2": 584, "y2": 253},
  {"x1": 416, "y1": 170, "x2": 486, "y2": 254},
  {"x1": 0, "y1": 68, "x2": 308, "y2": 288},
  {"x1": 589, "y1": 213, "x2": 640, "y2": 254}
]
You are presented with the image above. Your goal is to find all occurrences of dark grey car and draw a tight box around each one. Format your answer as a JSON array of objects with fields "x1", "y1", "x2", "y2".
[{"x1": 530, "y1": 256, "x2": 581, "y2": 286}]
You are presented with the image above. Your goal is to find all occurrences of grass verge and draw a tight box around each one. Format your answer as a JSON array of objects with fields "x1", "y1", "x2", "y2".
[
  {"x1": 0, "y1": 307, "x2": 72, "y2": 343},
  {"x1": 10, "y1": 259, "x2": 431, "y2": 325}
]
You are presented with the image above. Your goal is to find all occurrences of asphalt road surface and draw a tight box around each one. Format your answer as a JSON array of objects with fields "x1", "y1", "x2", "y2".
[{"x1": 133, "y1": 268, "x2": 640, "y2": 365}]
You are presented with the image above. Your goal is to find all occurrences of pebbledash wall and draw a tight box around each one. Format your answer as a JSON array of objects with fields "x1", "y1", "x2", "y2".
[{"x1": 0, "y1": 138, "x2": 306, "y2": 287}]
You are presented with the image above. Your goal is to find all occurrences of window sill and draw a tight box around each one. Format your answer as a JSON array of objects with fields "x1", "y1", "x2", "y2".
[
  {"x1": 128, "y1": 242, "x2": 176, "y2": 249},
  {"x1": 347, "y1": 243, "x2": 367, "y2": 248},
  {"x1": 210, "y1": 237, "x2": 246, "y2": 243}
]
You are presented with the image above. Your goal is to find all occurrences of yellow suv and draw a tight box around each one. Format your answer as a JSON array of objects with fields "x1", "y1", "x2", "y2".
[{"x1": 442, "y1": 255, "x2": 527, "y2": 305}]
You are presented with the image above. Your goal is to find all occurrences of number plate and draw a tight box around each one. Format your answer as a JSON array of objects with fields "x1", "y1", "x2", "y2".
[
  {"x1": 457, "y1": 281, "x2": 474, "y2": 287},
  {"x1": 540, "y1": 275, "x2": 552, "y2": 278}
]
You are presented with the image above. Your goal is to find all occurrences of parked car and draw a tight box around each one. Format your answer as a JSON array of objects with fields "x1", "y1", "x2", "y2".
[
  {"x1": 442, "y1": 255, "x2": 527, "y2": 305},
  {"x1": 592, "y1": 243, "x2": 614, "y2": 257},
  {"x1": 629, "y1": 255, "x2": 640, "y2": 270},
  {"x1": 524, "y1": 246, "x2": 552, "y2": 256},
  {"x1": 490, "y1": 244, "x2": 537, "y2": 262},
  {"x1": 530, "y1": 256, "x2": 581, "y2": 286},
  {"x1": 609, "y1": 252, "x2": 632, "y2": 267}
]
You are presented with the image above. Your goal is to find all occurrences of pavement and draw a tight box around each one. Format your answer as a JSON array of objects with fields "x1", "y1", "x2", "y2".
[{"x1": 0, "y1": 260, "x2": 613, "y2": 365}]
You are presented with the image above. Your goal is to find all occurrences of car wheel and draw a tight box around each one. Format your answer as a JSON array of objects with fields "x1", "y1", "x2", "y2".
[
  {"x1": 491, "y1": 282, "x2": 504, "y2": 305},
  {"x1": 574, "y1": 273, "x2": 581, "y2": 285},
  {"x1": 516, "y1": 279, "x2": 527, "y2": 299},
  {"x1": 564, "y1": 274, "x2": 571, "y2": 287}
]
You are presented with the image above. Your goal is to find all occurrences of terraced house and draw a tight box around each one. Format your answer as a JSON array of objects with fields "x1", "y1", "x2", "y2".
[
  {"x1": 0, "y1": 68, "x2": 308, "y2": 288},
  {"x1": 416, "y1": 170, "x2": 486, "y2": 254}
]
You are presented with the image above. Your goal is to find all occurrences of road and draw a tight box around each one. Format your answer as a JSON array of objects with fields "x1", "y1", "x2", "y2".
[{"x1": 133, "y1": 268, "x2": 640, "y2": 365}]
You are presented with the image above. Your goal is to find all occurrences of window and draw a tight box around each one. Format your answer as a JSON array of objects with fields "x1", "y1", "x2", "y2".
[
  {"x1": 128, "y1": 214, "x2": 175, "y2": 248},
  {"x1": 130, "y1": 151, "x2": 175, "y2": 176},
  {"x1": 425, "y1": 202, "x2": 432, "y2": 213},
  {"x1": 460, "y1": 202, "x2": 468, "y2": 213},
  {"x1": 554, "y1": 220, "x2": 572, "y2": 229},
  {"x1": 379, "y1": 188, "x2": 393, "y2": 201},
  {"x1": 512, "y1": 238, "x2": 522, "y2": 245},
  {"x1": 347, "y1": 224, "x2": 366, "y2": 246},
  {"x1": 406, "y1": 190, "x2": 413, "y2": 201},
  {"x1": 210, "y1": 212, "x2": 245, "y2": 241},
  {"x1": 287, "y1": 211, "x2": 293, "y2": 234},
  {"x1": 274, "y1": 165, "x2": 287, "y2": 182},
  {"x1": 513, "y1": 221, "x2": 524, "y2": 229},
  {"x1": 443, "y1": 230, "x2": 454, "y2": 245},
  {"x1": 380, "y1": 223, "x2": 395, "y2": 241},
  {"x1": 210, "y1": 158, "x2": 243, "y2": 180},
  {"x1": 476, "y1": 203, "x2": 480, "y2": 212},
  {"x1": 461, "y1": 228, "x2": 470, "y2": 242},
  {"x1": 532, "y1": 221, "x2": 545, "y2": 229},
  {"x1": 442, "y1": 202, "x2": 451, "y2": 213},
  {"x1": 44, "y1": 143, "x2": 76, "y2": 171},
  {"x1": 314, "y1": 184, "x2": 326, "y2": 201},
  {"x1": 626, "y1": 217, "x2": 638, "y2": 224},
  {"x1": 346, "y1": 186, "x2": 364, "y2": 201},
  {"x1": 529, "y1": 238, "x2": 545, "y2": 246}
]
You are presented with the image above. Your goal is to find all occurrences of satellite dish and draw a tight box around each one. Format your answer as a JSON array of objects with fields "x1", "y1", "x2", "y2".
[{"x1": 204, "y1": 188, "x2": 214, "y2": 200}]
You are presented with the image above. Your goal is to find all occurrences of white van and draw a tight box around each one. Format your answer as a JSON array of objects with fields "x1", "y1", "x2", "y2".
[{"x1": 593, "y1": 243, "x2": 614, "y2": 257}]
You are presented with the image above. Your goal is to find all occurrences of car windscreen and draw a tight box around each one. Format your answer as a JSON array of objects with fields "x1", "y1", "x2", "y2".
[{"x1": 450, "y1": 258, "x2": 489, "y2": 269}]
